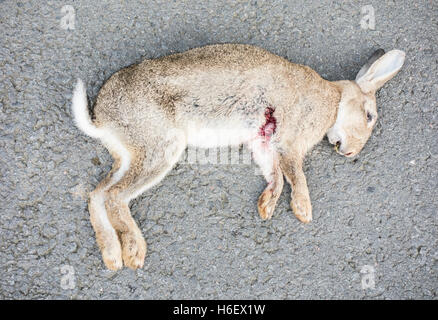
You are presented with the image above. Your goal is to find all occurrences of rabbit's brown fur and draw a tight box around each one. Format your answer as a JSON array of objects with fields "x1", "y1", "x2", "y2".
[{"x1": 72, "y1": 44, "x2": 405, "y2": 270}]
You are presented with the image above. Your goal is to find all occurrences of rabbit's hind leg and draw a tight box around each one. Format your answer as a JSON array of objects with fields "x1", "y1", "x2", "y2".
[
  {"x1": 89, "y1": 155, "x2": 125, "y2": 271},
  {"x1": 103, "y1": 133, "x2": 186, "y2": 269}
]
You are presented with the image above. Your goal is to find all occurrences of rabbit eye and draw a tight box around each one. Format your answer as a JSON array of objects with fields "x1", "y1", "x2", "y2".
[{"x1": 366, "y1": 111, "x2": 373, "y2": 123}]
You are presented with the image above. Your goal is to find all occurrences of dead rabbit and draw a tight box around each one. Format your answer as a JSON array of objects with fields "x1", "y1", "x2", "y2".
[{"x1": 72, "y1": 44, "x2": 405, "y2": 270}]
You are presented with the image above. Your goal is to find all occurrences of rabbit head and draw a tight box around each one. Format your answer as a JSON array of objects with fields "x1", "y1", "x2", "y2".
[{"x1": 327, "y1": 49, "x2": 405, "y2": 157}]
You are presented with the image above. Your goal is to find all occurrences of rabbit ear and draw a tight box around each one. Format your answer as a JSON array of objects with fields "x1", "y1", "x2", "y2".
[
  {"x1": 355, "y1": 49, "x2": 386, "y2": 80},
  {"x1": 356, "y1": 49, "x2": 405, "y2": 93}
]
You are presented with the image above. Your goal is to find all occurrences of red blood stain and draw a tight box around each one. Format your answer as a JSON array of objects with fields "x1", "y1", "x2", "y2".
[{"x1": 258, "y1": 107, "x2": 276, "y2": 142}]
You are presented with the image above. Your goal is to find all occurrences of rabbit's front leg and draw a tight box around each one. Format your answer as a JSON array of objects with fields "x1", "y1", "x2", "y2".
[
  {"x1": 249, "y1": 139, "x2": 284, "y2": 220},
  {"x1": 256, "y1": 160, "x2": 284, "y2": 220},
  {"x1": 279, "y1": 153, "x2": 312, "y2": 223}
]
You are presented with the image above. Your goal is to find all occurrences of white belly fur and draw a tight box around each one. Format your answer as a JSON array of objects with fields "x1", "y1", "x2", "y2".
[{"x1": 186, "y1": 124, "x2": 257, "y2": 148}]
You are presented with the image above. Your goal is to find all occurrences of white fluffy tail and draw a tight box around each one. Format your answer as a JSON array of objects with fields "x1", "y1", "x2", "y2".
[
  {"x1": 71, "y1": 79, "x2": 132, "y2": 184},
  {"x1": 72, "y1": 79, "x2": 103, "y2": 139}
]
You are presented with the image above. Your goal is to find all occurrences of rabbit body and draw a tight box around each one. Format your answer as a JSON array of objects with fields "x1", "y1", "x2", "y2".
[{"x1": 72, "y1": 44, "x2": 405, "y2": 270}]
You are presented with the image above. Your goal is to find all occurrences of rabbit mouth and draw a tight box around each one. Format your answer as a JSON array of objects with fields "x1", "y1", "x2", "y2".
[{"x1": 334, "y1": 143, "x2": 354, "y2": 157}]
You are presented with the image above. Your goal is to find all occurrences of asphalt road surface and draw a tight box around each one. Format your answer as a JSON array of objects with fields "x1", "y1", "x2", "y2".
[{"x1": 0, "y1": 0, "x2": 437, "y2": 299}]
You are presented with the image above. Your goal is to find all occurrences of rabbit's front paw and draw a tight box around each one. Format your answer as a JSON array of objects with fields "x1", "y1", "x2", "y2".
[
  {"x1": 258, "y1": 187, "x2": 277, "y2": 220},
  {"x1": 291, "y1": 194, "x2": 312, "y2": 223}
]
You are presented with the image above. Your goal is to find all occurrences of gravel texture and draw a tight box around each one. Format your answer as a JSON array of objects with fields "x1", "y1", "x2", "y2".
[{"x1": 0, "y1": 0, "x2": 437, "y2": 299}]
